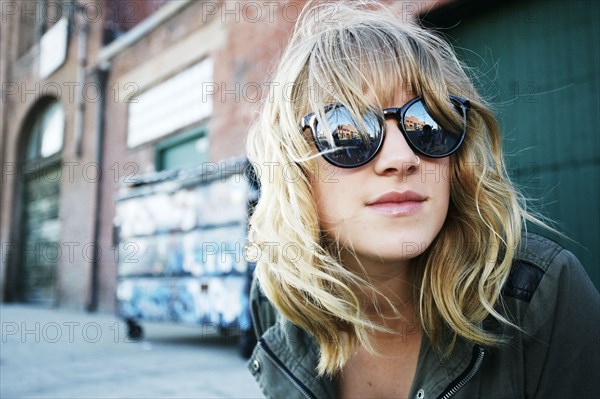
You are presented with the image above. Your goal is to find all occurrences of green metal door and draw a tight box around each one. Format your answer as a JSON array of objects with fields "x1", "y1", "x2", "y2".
[
  {"x1": 424, "y1": 0, "x2": 600, "y2": 288},
  {"x1": 20, "y1": 162, "x2": 61, "y2": 304}
]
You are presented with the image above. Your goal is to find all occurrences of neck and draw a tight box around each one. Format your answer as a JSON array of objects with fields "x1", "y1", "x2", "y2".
[{"x1": 342, "y1": 253, "x2": 420, "y2": 326}]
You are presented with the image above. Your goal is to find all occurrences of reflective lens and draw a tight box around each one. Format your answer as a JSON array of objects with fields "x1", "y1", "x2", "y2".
[
  {"x1": 403, "y1": 99, "x2": 465, "y2": 157},
  {"x1": 313, "y1": 106, "x2": 383, "y2": 167}
]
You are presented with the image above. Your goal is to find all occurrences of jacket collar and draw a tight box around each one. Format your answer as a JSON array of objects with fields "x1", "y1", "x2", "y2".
[{"x1": 262, "y1": 317, "x2": 477, "y2": 399}]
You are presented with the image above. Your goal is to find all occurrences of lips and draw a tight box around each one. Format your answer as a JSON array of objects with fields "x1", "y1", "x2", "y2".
[
  {"x1": 366, "y1": 190, "x2": 427, "y2": 216},
  {"x1": 367, "y1": 190, "x2": 427, "y2": 205}
]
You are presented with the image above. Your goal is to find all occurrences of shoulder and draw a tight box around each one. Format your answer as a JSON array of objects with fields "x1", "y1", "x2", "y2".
[
  {"x1": 501, "y1": 231, "x2": 599, "y2": 331},
  {"x1": 502, "y1": 231, "x2": 583, "y2": 303},
  {"x1": 501, "y1": 231, "x2": 599, "y2": 329}
]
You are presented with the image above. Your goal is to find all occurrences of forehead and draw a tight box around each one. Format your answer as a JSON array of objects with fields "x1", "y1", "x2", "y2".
[{"x1": 386, "y1": 89, "x2": 416, "y2": 108}]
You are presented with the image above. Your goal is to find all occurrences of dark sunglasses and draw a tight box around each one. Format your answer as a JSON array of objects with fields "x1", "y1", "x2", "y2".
[{"x1": 301, "y1": 96, "x2": 470, "y2": 168}]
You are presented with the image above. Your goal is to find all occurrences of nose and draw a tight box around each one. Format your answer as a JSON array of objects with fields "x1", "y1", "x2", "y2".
[{"x1": 372, "y1": 119, "x2": 419, "y2": 176}]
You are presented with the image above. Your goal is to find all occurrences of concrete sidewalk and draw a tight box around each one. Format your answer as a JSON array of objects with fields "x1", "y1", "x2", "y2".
[{"x1": 0, "y1": 304, "x2": 264, "y2": 398}]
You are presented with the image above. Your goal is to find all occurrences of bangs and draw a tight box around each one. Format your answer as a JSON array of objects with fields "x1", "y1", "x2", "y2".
[{"x1": 305, "y1": 23, "x2": 423, "y2": 113}]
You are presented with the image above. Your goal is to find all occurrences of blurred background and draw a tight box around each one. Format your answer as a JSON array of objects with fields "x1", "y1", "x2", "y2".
[{"x1": 0, "y1": 0, "x2": 598, "y2": 397}]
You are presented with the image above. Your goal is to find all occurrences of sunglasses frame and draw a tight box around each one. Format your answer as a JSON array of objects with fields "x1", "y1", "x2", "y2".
[{"x1": 302, "y1": 95, "x2": 470, "y2": 168}]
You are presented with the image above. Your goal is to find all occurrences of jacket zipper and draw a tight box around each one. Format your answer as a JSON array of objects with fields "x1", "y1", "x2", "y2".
[
  {"x1": 438, "y1": 346, "x2": 485, "y2": 399},
  {"x1": 257, "y1": 339, "x2": 317, "y2": 399}
]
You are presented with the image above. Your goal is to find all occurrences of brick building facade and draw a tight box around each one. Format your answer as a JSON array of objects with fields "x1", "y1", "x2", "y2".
[{"x1": 1, "y1": 0, "x2": 304, "y2": 311}]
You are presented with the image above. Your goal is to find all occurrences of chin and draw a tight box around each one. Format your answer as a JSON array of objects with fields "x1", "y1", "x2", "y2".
[{"x1": 357, "y1": 236, "x2": 432, "y2": 263}]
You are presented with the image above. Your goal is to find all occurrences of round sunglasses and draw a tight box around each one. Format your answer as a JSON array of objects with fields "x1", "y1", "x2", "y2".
[{"x1": 301, "y1": 96, "x2": 470, "y2": 168}]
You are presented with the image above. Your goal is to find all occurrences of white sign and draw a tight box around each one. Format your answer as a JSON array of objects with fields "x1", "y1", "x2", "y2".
[
  {"x1": 127, "y1": 59, "x2": 213, "y2": 148},
  {"x1": 39, "y1": 18, "x2": 68, "y2": 79}
]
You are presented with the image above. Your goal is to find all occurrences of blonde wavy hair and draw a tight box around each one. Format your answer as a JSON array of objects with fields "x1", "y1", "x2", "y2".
[{"x1": 247, "y1": 0, "x2": 537, "y2": 375}]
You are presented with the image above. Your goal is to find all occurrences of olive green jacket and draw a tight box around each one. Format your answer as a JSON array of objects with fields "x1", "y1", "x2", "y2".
[{"x1": 247, "y1": 233, "x2": 600, "y2": 398}]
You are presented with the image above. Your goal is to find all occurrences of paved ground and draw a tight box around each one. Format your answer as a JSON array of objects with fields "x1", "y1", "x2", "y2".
[{"x1": 0, "y1": 304, "x2": 264, "y2": 398}]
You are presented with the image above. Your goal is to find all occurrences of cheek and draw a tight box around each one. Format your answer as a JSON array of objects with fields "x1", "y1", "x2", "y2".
[
  {"x1": 313, "y1": 171, "x2": 338, "y2": 229},
  {"x1": 436, "y1": 162, "x2": 451, "y2": 201},
  {"x1": 312, "y1": 161, "x2": 354, "y2": 230}
]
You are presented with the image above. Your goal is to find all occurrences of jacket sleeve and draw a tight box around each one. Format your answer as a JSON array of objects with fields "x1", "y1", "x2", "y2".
[
  {"x1": 249, "y1": 277, "x2": 279, "y2": 339},
  {"x1": 523, "y1": 248, "x2": 600, "y2": 398}
]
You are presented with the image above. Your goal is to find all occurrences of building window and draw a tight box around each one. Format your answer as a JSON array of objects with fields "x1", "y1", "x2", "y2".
[
  {"x1": 155, "y1": 127, "x2": 209, "y2": 172},
  {"x1": 26, "y1": 100, "x2": 64, "y2": 160}
]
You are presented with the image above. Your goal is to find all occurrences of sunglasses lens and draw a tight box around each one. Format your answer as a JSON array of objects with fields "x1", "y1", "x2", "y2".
[
  {"x1": 315, "y1": 106, "x2": 383, "y2": 167},
  {"x1": 403, "y1": 100, "x2": 465, "y2": 157}
]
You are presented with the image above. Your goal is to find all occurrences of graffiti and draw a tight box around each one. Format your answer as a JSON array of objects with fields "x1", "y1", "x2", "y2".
[
  {"x1": 114, "y1": 161, "x2": 254, "y2": 331},
  {"x1": 116, "y1": 276, "x2": 249, "y2": 329}
]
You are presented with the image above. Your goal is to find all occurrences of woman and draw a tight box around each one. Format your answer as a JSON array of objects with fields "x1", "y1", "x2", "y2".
[{"x1": 245, "y1": 2, "x2": 599, "y2": 398}]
